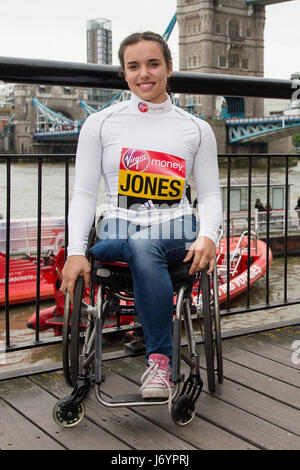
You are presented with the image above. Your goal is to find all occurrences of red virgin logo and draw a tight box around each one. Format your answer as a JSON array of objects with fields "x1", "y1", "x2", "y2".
[
  {"x1": 122, "y1": 149, "x2": 150, "y2": 172},
  {"x1": 138, "y1": 102, "x2": 149, "y2": 113}
]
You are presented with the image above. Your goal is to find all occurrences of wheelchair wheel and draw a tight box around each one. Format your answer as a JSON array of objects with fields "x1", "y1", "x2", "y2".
[
  {"x1": 52, "y1": 395, "x2": 85, "y2": 428},
  {"x1": 198, "y1": 266, "x2": 224, "y2": 393},
  {"x1": 69, "y1": 276, "x2": 96, "y2": 386},
  {"x1": 171, "y1": 395, "x2": 196, "y2": 426},
  {"x1": 62, "y1": 292, "x2": 72, "y2": 386},
  {"x1": 212, "y1": 263, "x2": 223, "y2": 385}
]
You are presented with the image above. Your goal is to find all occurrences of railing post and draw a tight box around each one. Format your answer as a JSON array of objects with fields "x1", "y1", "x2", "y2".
[
  {"x1": 64, "y1": 157, "x2": 69, "y2": 260},
  {"x1": 246, "y1": 155, "x2": 252, "y2": 308},
  {"x1": 284, "y1": 156, "x2": 289, "y2": 302},
  {"x1": 35, "y1": 158, "x2": 42, "y2": 342},
  {"x1": 226, "y1": 155, "x2": 231, "y2": 311},
  {"x1": 266, "y1": 156, "x2": 271, "y2": 305},
  {"x1": 5, "y1": 158, "x2": 11, "y2": 348}
]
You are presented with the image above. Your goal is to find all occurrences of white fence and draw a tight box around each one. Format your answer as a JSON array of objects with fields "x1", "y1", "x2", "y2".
[
  {"x1": 0, "y1": 217, "x2": 65, "y2": 255},
  {"x1": 222, "y1": 209, "x2": 300, "y2": 237}
]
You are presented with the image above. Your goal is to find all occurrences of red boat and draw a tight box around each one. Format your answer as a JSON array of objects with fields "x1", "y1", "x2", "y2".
[
  {"x1": 0, "y1": 252, "x2": 55, "y2": 306},
  {"x1": 27, "y1": 232, "x2": 272, "y2": 336},
  {"x1": 26, "y1": 248, "x2": 133, "y2": 336},
  {"x1": 211, "y1": 233, "x2": 272, "y2": 305}
]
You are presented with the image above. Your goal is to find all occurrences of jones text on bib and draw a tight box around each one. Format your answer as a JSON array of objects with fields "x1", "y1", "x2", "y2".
[{"x1": 118, "y1": 148, "x2": 186, "y2": 212}]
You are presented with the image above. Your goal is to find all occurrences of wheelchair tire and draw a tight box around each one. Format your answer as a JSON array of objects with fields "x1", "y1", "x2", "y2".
[
  {"x1": 62, "y1": 292, "x2": 72, "y2": 386},
  {"x1": 69, "y1": 275, "x2": 98, "y2": 385},
  {"x1": 200, "y1": 269, "x2": 215, "y2": 393},
  {"x1": 212, "y1": 265, "x2": 223, "y2": 385},
  {"x1": 171, "y1": 395, "x2": 196, "y2": 426},
  {"x1": 70, "y1": 276, "x2": 85, "y2": 385}
]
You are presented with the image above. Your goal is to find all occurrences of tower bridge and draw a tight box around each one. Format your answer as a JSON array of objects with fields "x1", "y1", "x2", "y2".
[
  {"x1": 9, "y1": 84, "x2": 87, "y2": 153},
  {"x1": 227, "y1": 114, "x2": 300, "y2": 144},
  {"x1": 2, "y1": 0, "x2": 298, "y2": 155},
  {"x1": 31, "y1": 91, "x2": 130, "y2": 144}
]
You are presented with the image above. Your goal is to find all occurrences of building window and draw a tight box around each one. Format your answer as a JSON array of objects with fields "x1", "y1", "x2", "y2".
[
  {"x1": 242, "y1": 58, "x2": 249, "y2": 70},
  {"x1": 229, "y1": 53, "x2": 239, "y2": 69},
  {"x1": 219, "y1": 56, "x2": 226, "y2": 68},
  {"x1": 246, "y1": 28, "x2": 251, "y2": 38},
  {"x1": 228, "y1": 19, "x2": 239, "y2": 39},
  {"x1": 215, "y1": 23, "x2": 221, "y2": 34}
]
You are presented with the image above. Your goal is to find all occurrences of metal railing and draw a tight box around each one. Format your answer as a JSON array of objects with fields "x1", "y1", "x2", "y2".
[
  {"x1": 223, "y1": 209, "x2": 299, "y2": 235},
  {"x1": 0, "y1": 56, "x2": 297, "y2": 98},
  {"x1": 1, "y1": 152, "x2": 300, "y2": 356},
  {"x1": 219, "y1": 153, "x2": 298, "y2": 311},
  {"x1": 1, "y1": 57, "x2": 300, "y2": 358},
  {"x1": 1, "y1": 153, "x2": 74, "y2": 351}
]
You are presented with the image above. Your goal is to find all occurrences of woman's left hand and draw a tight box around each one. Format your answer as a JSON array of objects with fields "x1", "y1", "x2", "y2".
[{"x1": 183, "y1": 236, "x2": 216, "y2": 275}]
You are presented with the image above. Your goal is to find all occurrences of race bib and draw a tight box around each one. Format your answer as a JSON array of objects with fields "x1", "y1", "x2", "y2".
[{"x1": 118, "y1": 148, "x2": 186, "y2": 212}]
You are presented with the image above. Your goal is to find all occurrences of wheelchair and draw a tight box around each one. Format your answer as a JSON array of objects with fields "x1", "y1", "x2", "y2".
[{"x1": 52, "y1": 228, "x2": 223, "y2": 428}]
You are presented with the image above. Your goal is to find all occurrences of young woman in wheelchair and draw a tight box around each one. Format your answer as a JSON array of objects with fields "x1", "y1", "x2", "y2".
[{"x1": 60, "y1": 31, "x2": 222, "y2": 401}]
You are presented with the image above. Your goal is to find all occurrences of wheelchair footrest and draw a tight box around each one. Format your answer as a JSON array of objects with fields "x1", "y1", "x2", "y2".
[{"x1": 110, "y1": 393, "x2": 165, "y2": 404}]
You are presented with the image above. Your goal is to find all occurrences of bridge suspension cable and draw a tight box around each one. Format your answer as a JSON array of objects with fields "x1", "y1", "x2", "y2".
[
  {"x1": 163, "y1": 13, "x2": 177, "y2": 41},
  {"x1": 227, "y1": 114, "x2": 300, "y2": 143},
  {"x1": 32, "y1": 97, "x2": 75, "y2": 126},
  {"x1": 79, "y1": 90, "x2": 128, "y2": 116}
]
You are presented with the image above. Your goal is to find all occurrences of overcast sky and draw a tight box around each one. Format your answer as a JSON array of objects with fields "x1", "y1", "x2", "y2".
[{"x1": 0, "y1": 0, "x2": 299, "y2": 80}]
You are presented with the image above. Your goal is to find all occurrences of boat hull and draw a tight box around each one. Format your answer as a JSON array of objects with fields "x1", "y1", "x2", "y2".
[
  {"x1": 0, "y1": 253, "x2": 54, "y2": 306},
  {"x1": 215, "y1": 238, "x2": 272, "y2": 305}
]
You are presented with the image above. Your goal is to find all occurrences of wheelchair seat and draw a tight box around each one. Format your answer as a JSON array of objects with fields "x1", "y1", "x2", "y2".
[{"x1": 92, "y1": 259, "x2": 197, "y2": 293}]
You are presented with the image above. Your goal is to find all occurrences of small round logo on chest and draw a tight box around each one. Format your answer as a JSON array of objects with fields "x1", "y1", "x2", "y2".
[{"x1": 138, "y1": 102, "x2": 149, "y2": 113}]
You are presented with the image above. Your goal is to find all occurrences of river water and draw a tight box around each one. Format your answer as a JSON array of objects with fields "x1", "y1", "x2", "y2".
[{"x1": 0, "y1": 158, "x2": 300, "y2": 373}]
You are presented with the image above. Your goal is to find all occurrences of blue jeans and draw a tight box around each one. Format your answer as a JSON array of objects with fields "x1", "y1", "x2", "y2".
[{"x1": 90, "y1": 214, "x2": 197, "y2": 364}]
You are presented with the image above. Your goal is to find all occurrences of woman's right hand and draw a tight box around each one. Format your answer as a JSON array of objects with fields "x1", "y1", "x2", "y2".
[{"x1": 60, "y1": 255, "x2": 91, "y2": 303}]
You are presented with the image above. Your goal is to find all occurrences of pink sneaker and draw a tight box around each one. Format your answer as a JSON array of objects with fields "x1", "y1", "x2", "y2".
[{"x1": 140, "y1": 353, "x2": 174, "y2": 399}]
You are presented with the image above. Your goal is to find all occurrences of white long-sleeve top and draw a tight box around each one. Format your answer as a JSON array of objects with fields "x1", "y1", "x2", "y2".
[{"x1": 68, "y1": 92, "x2": 222, "y2": 256}]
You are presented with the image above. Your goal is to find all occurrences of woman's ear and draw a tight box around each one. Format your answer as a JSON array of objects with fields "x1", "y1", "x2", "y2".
[{"x1": 167, "y1": 60, "x2": 174, "y2": 78}]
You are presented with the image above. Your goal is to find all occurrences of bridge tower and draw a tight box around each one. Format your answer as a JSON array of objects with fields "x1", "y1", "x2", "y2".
[
  {"x1": 13, "y1": 84, "x2": 87, "y2": 154},
  {"x1": 177, "y1": 0, "x2": 266, "y2": 120}
]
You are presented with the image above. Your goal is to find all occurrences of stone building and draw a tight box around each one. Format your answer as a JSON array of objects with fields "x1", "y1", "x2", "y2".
[{"x1": 177, "y1": 0, "x2": 265, "y2": 120}]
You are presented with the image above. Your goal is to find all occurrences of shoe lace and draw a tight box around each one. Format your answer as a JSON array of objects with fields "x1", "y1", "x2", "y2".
[{"x1": 140, "y1": 359, "x2": 175, "y2": 412}]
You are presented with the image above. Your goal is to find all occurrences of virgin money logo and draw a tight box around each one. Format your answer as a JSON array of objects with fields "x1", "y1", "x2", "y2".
[
  {"x1": 122, "y1": 149, "x2": 150, "y2": 172},
  {"x1": 138, "y1": 102, "x2": 149, "y2": 113}
]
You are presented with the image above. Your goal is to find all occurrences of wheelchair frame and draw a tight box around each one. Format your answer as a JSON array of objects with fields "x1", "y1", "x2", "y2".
[{"x1": 53, "y1": 251, "x2": 223, "y2": 428}]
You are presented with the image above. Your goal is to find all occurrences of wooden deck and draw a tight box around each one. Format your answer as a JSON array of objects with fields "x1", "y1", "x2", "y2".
[{"x1": 0, "y1": 325, "x2": 299, "y2": 451}]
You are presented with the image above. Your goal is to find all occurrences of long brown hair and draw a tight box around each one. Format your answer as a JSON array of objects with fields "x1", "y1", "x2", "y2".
[{"x1": 118, "y1": 31, "x2": 173, "y2": 94}]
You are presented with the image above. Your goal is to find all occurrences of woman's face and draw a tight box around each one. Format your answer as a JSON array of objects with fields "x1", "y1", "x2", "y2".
[{"x1": 123, "y1": 40, "x2": 173, "y2": 104}]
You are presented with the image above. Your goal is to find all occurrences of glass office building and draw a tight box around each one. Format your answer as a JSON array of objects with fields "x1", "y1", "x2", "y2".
[
  {"x1": 87, "y1": 18, "x2": 112, "y2": 65},
  {"x1": 86, "y1": 18, "x2": 117, "y2": 108}
]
